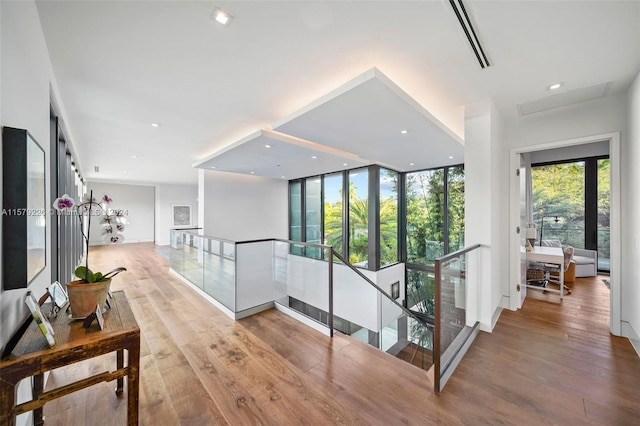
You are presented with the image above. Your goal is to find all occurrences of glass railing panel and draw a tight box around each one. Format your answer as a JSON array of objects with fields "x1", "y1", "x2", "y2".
[
  {"x1": 202, "y1": 237, "x2": 236, "y2": 311},
  {"x1": 273, "y1": 242, "x2": 330, "y2": 331},
  {"x1": 169, "y1": 230, "x2": 184, "y2": 275},
  {"x1": 223, "y1": 241, "x2": 235, "y2": 260},
  {"x1": 182, "y1": 234, "x2": 205, "y2": 290},
  {"x1": 407, "y1": 316, "x2": 433, "y2": 370},
  {"x1": 333, "y1": 262, "x2": 379, "y2": 343},
  {"x1": 209, "y1": 239, "x2": 222, "y2": 256},
  {"x1": 235, "y1": 241, "x2": 274, "y2": 312},
  {"x1": 434, "y1": 244, "x2": 481, "y2": 391},
  {"x1": 332, "y1": 255, "x2": 433, "y2": 370},
  {"x1": 378, "y1": 293, "x2": 404, "y2": 352},
  {"x1": 438, "y1": 255, "x2": 467, "y2": 357}
]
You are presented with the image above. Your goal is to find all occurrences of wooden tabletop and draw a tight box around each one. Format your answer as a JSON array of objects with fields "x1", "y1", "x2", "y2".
[{"x1": 2, "y1": 290, "x2": 138, "y2": 365}]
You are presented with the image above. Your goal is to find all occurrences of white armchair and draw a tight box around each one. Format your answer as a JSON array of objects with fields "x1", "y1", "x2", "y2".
[
  {"x1": 572, "y1": 248, "x2": 598, "y2": 277},
  {"x1": 541, "y1": 240, "x2": 597, "y2": 277}
]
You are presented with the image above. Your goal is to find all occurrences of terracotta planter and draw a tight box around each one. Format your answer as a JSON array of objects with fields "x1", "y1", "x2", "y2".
[{"x1": 66, "y1": 278, "x2": 112, "y2": 318}]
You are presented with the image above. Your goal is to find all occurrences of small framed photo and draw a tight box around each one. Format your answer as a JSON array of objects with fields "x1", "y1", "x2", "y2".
[
  {"x1": 48, "y1": 281, "x2": 69, "y2": 310},
  {"x1": 391, "y1": 281, "x2": 400, "y2": 300},
  {"x1": 25, "y1": 291, "x2": 56, "y2": 348},
  {"x1": 172, "y1": 204, "x2": 192, "y2": 227}
]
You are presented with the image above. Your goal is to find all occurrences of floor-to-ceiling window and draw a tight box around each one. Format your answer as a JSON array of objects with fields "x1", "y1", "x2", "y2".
[
  {"x1": 305, "y1": 177, "x2": 322, "y2": 258},
  {"x1": 447, "y1": 166, "x2": 465, "y2": 253},
  {"x1": 288, "y1": 180, "x2": 302, "y2": 255},
  {"x1": 379, "y1": 168, "x2": 398, "y2": 267},
  {"x1": 405, "y1": 169, "x2": 445, "y2": 265},
  {"x1": 50, "y1": 106, "x2": 85, "y2": 284},
  {"x1": 288, "y1": 164, "x2": 464, "y2": 279},
  {"x1": 348, "y1": 168, "x2": 369, "y2": 266},
  {"x1": 531, "y1": 156, "x2": 610, "y2": 272},
  {"x1": 404, "y1": 164, "x2": 465, "y2": 319},
  {"x1": 597, "y1": 159, "x2": 610, "y2": 271},
  {"x1": 323, "y1": 172, "x2": 344, "y2": 256}
]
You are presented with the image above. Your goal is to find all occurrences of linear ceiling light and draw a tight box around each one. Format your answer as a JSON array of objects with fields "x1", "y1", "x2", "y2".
[{"x1": 449, "y1": 0, "x2": 490, "y2": 69}]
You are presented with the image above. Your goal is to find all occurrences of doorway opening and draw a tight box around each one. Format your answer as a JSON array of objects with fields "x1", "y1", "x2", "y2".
[{"x1": 509, "y1": 132, "x2": 621, "y2": 335}]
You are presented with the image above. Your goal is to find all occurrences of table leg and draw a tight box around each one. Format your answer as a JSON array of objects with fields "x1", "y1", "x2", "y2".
[
  {"x1": 0, "y1": 380, "x2": 16, "y2": 426},
  {"x1": 116, "y1": 349, "x2": 124, "y2": 396},
  {"x1": 560, "y1": 265, "x2": 564, "y2": 300},
  {"x1": 33, "y1": 373, "x2": 44, "y2": 425},
  {"x1": 127, "y1": 344, "x2": 141, "y2": 426}
]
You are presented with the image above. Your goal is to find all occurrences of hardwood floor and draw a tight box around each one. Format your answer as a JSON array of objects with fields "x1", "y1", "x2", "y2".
[{"x1": 41, "y1": 243, "x2": 640, "y2": 425}]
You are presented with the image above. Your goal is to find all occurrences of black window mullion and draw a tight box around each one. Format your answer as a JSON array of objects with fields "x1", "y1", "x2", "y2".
[
  {"x1": 342, "y1": 171, "x2": 349, "y2": 260},
  {"x1": 368, "y1": 165, "x2": 380, "y2": 271},
  {"x1": 398, "y1": 172, "x2": 407, "y2": 263},
  {"x1": 584, "y1": 159, "x2": 598, "y2": 251},
  {"x1": 443, "y1": 167, "x2": 450, "y2": 255}
]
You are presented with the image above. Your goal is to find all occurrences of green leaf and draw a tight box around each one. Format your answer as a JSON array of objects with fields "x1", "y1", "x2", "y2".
[
  {"x1": 94, "y1": 272, "x2": 104, "y2": 282},
  {"x1": 75, "y1": 266, "x2": 95, "y2": 282}
]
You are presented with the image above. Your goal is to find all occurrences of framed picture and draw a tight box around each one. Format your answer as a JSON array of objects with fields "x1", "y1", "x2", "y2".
[
  {"x1": 2, "y1": 127, "x2": 47, "y2": 291},
  {"x1": 172, "y1": 204, "x2": 192, "y2": 227},
  {"x1": 391, "y1": 281, "x2": 400, "y2": 300},
  {"x1": 25, "y1": 291, "x2": 56, "y2": 348},
  {"x1": 48, "y1": 281, "x2": 69, "y2": 310}
]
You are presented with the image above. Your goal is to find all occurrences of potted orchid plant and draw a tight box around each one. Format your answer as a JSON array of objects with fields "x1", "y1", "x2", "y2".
[{"x1": 53, "y1": 190, "x2": 127, "y2": 317}]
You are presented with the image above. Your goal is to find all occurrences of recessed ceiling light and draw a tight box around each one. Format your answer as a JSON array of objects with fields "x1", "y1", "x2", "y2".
[
  {"x1": 547, "y1": 82, "x2": 563, "y2": 91},
  {"x1": 409, "y1": 162, "x2": 415, "y2": 166},
  {"x1": 281, "y1": 176, "x2": 285, "y2": 179},
  {"x1": 401, "y1": 129, "x2": 408, "y2": 134},
  {"x1": 265, "y1": 144, "x2": 272, "y2": 148},
  {"x1": 210, "y1": 166, "x2": 216, "y2": 169},
  {"x1": 312, "y1": 156, "x2": 317, "y2": 159},
  {"x1": 250, "y1": 171, "x2": 255, "y2": 174},
  {"x1": 343, "y1": 163, "x2": 348, "y2": 166},
  {"x1": 448, "y1": 155, "x2": 454, "y2": 159},
  {"x1": 151, "y1": 123, "x2": 160, "y2": 127},
  {"x1": 132, "y1": 155, "x2": 138, "y2": 159},
  {"x1": 212, "y1": 7, "x2": 232, "y2": 26}
]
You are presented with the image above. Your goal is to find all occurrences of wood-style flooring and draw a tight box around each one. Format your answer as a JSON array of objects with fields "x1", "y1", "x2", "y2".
[{"x1": 41, "y1": 243, "x2": 640, "y2": 425}]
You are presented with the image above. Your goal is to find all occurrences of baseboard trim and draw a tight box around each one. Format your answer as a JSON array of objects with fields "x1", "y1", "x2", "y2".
[
  {"x1": 274, "y1": 302, "x2": 332, "y2": 336},
  {"x1": 621, "y1": 321, "x2": 640, "y2": 358}
]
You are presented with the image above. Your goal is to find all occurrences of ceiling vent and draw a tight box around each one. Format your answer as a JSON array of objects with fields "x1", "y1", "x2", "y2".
[
  {"x1": 517, "y1": 82, "x2": 612, "y2": 116},
  {"x1": 449, "y1": 0, "x2": 490, "y2": 69}
]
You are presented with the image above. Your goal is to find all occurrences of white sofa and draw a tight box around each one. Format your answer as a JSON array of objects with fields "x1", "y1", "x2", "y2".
[{"x1": 541, "y1": 240, "x2": 598, "y2": 277}]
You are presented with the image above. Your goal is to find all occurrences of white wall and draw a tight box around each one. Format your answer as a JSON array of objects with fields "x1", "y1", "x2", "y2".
[
  {"x1": 623, "y1": 72, "x2": 640, "y2": 353},
  {"x1": 201, "y1": 170, "x2": 288, "y2": 241},
  {"x1": 155, "y1": 183, "x2": 198, "y2": 245},
  {"x1": 0, "y1": 2, "x2": 58, "y2": 423},
  {"x1": 505, "y1": 94, "x2": 628, "y2": 148},
  {"x1": 0, "y1": 0, "x2": 54, "y2": 349},
  {"x1": 86, "y1": 182, "x2": 155, "y2": 245},
  {"x1": 464, "y1": 98, "x2": 506, "y2": 332}
]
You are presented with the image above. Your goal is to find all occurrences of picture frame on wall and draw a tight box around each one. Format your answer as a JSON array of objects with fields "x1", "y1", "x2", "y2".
[
  {"x1": 172, "y1": 204, "x2": 192, "y2": 227},
  {"x1": 2, "y1": 127, "x2": 47, "y2": 291},
  {"x1": 391, "y1": 281, "x2": 400, "y2": 300}
]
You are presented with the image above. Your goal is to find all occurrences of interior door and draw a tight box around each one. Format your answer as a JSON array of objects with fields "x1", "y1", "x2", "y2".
[{"x1": 518, "y1": 153, "x2": 530, "y2": 308}]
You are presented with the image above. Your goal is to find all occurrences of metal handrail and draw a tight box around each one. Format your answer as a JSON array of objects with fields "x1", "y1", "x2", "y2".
[{"x1": 434, "y1": 243, "x2": 482, "y2": 264}]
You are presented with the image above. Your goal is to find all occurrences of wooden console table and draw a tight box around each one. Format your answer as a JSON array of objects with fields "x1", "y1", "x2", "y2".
[{"x1": 0, "y1": 290, "x2": 140, "y2": 425}]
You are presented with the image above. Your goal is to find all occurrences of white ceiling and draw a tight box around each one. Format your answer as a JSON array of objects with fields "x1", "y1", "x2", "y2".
[{"x1": 35, "y1": 0, "x2": 640, "y2": 185}]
